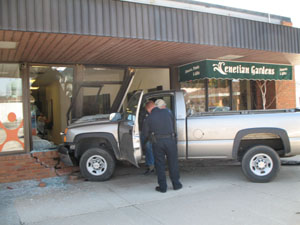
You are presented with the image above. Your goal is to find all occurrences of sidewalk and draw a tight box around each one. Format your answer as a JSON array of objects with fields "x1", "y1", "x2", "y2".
[{"x1": 1, "y1": 157, "x2": 300, "y2": 225}]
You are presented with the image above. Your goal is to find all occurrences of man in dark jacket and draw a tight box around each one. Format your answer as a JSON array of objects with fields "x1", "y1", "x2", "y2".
[{"x1": 142, "y1": 101, "x2": 182, "y2": 193}]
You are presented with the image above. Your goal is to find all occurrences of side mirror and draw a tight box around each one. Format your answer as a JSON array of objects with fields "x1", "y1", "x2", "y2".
[{"x1": 109, "y1": 112, "x2": 121, "y2": 121}]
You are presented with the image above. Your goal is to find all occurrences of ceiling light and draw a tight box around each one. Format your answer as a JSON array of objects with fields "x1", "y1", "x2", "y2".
[
  {"x1": 217, "y1": 55, "x2": 244, "y2": 60},
  {"x1": 0, "y1": 41, "x2": 18, "y2": 49},
  {"x1": 52, "y1": 67, "x2": 67, "y2": 72},
  {"x1": 30, "y1": 87, "x2": 39, "y2": 90},
  {"x1": 93, "y1": 68, "x2": 107, "y2": 71}
]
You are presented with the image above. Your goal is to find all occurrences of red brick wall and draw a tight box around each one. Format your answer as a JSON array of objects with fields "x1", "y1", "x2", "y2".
[
  {"x1": 253, "y1": 80, "x2": 277, "y2": 109},
  {"x1": 253, "y1": 69, "x2": 296, "y2": 110},
  {"x1": 0, "y1": 150, "x2": 78, "y2": 183},
  {"x1": 275, "y1": 70, "x2": 296, "y2": 109}
]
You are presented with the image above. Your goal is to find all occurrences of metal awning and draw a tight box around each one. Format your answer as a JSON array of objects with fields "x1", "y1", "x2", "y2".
[
  {"x1": 179, "y1": 60, "x2": 293, "y2": 82},
  {"x1": 1, "y1": 0, "x2": 300, "y2": 66}
]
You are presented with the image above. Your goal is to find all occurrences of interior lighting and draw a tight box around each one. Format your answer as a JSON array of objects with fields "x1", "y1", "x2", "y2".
[
  {"x1": 32, "y1": 66, "x2": 48, "y2": 68},
  {"x1": 93, "y1": 68, "x2": 107, "y2": 71},
  {"x1": 52, "y1": 67, "x2": 67, "y2": 72},
  {"x1": 0, "y1": 41, "x2": 18, "y2": 49}
]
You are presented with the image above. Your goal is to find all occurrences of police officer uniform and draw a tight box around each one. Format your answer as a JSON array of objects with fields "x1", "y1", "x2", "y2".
[{"x1": 142, "y1": 107, "x2": 182, "y2": 193}]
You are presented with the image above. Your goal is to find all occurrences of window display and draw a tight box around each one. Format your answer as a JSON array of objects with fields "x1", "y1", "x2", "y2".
[
  {"x1": 181, "y1": 80, "x2": 206, "y2": 115},
  {"x1": 208, "y1": 79, "x2": 230, "y2": 112},
  {"x1": 180, "y1": 79, "x2": 252, "y2": 115},
  {"x1": 0, "y1": 64, "x2": 24, "y2": 152}
]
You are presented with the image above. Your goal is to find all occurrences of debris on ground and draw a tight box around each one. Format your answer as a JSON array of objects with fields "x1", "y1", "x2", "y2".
[{"x1": 38, "y1": 182, "x2": 47, "y2": 187}]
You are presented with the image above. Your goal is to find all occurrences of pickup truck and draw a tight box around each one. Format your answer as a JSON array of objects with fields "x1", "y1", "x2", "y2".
[{"x1": 58, "y1": 90, "x2": 300, "y2": 183}]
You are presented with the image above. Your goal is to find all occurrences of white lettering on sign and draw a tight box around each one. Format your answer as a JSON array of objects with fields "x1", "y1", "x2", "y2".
[
  {"x1": 212, "y1": 62, "x2": 227, "y2": 75},
  {"x1": 213, "y1": 62, "x2": 250, "y2": 75},
  {"x1": 193, "y1": 71, "x2": 200, "y2": 76},
  {"x1": 251, "y1": 66, "x2": 275, "y2": 75},
  {"x1": 279, "y1": 68, "x2": 288, "y2": 76},
  {"x1": 193, "y1": 65, "x2": 200, "y2": 70},
  {"x1": 185, "y1": 65, "x2": 201, "y2": 76},
  {"x1": 224, "y1": 65, "x2": 250, "y2": 74},
  {"x1": 185, "y1": 68, "x2": 193, "y2": 74},
  {"x1": 212, "y1": 61, "x2": 277, "y2": 77}
]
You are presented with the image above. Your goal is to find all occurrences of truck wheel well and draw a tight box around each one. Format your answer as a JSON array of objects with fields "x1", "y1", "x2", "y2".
[
  {"x1": 233, "y1": 128, "x2": 290, "y2": 161},
  {"x1": 237, "y1": 136, "x2": 284, "y2": 161},
  {"x1": 76, "y1": 137, "x2": 115, "y2": 160}
]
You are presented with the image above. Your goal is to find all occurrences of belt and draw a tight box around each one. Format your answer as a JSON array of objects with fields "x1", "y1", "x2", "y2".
[{"x1": 154, "y1": 133, "x2": 175, "y2": 139}]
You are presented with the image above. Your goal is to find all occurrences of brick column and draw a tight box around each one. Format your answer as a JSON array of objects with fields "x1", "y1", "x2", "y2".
[
  {"x1": 170, "y1": 66, "x2": 180, "y2": 90},
  {"x1": 275, "y1": 68, "x2": 296, "y2": 109}
]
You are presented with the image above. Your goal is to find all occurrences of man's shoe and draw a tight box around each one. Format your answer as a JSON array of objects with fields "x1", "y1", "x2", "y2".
[
  {"x1": 173, "y1": 183, "x2": 183, "y2": 191},
  {"x1": 143, "y1": 168, "x2": 154, "y2": 175},
  {"x1": 155, "y1": 186, "x2": 167, "y2": 193}
]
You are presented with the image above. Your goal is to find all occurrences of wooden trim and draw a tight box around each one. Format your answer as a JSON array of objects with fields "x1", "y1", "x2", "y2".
[
  {"x1": 229, "y1": 80, "x2": 233, "y2": 110},
  {"x1": 21, "y1": 63, "x2": 31, "y2": 153},
  {"x1": 205, "y1": 79, "x2": 209, "y2": 112},
  {"x1": 0, "y1": 150, "x2": 26, "y2": 156}
]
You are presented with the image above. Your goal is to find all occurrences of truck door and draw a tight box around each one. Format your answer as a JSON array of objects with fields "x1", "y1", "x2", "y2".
[{"x1": 118, "y1": 91, "x2": 144, "y2": 166}]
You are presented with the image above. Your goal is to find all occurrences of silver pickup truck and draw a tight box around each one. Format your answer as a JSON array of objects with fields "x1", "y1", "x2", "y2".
[{"x1": 59, "y1": 90, "x2": 300, "y2": 183}]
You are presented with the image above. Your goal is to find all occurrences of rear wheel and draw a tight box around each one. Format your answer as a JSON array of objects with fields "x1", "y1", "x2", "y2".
[
  {"x1": 79, "y1": 147, "x2": 115, "y2": 181},
  {"x1": 241, "y1": 145, "x2": 280, "y2": 183}
]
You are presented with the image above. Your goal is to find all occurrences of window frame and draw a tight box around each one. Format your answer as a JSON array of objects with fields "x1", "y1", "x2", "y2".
[
  {"x1": 28, "y1": 63, "x2": 75, "y2": 152},
  {"x1": 0, "y1": 63, "x2": 28, "y2": 155}
]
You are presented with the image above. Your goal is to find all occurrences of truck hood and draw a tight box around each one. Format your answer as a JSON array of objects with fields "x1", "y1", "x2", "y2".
[
  {"x1": 66, "y1": 119, "x2": 119, "y2": 143},
  {"x1": 68, "y1": 115, "x2": 116, "y2": 129},
  {"x1": 72, "y1": 114, "x2": 110, "y2": 124}
]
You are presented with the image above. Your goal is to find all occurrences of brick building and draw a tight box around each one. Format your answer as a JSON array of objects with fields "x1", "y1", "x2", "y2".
[{"x1": 0, "y1": 0, "x2": 300, "y2": 183}]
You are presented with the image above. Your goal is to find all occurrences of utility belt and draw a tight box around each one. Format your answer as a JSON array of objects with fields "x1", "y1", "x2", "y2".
[{"x1": 150, "y1": 132, "x2": 175, "y2": 143}]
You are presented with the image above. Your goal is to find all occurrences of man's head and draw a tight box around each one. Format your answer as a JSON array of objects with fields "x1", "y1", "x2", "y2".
[
  {"x1": 145, "y1": 101, "x2": 155, "y2": 113},
  {"x1": 155, "y1": 99, "x2": 167, "y2": 109}
]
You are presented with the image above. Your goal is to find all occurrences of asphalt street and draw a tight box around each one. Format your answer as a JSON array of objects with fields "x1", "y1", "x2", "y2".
[{"x1": 1, "y1": 157, "x2": 300, "y2": 225}]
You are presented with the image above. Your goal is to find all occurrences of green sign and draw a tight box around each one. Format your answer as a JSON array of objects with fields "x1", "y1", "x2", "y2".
[{"x1": 179, "y1": 60, "x2": 292, "y2": 82}]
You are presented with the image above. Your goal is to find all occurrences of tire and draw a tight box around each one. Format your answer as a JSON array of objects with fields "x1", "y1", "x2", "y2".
[
  {"x1": 79, "y1": 147, "x2": 116, "y2": 181},
  {"x1": 241, "y1": 145, "x2": 280, "y2": 183}
]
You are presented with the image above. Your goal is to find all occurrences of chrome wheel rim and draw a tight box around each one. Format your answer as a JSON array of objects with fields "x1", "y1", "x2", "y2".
[
  {"x1": 249, "y1": 153, "x2": 273, "y2": 176},
  {"x1": 86, "y1": 155, "x2": 107, "y2": 176}
]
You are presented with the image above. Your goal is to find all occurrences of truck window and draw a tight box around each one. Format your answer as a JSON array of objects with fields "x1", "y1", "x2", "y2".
[{"x1": 123, "y1": 92, "x2": 141, "y2": 121}]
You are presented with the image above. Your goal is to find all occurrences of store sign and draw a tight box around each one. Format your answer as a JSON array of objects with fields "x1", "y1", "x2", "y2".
[{"x1": 179, "y1": 60, "x2": 292, "y2": 82}]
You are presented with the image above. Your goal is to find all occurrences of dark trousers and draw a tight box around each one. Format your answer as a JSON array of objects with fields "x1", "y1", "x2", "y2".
[{"x1": 152, "y1": 138, "x2": 181, "y2": 190}]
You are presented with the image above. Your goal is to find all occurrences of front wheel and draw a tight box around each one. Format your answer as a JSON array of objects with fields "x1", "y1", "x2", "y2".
[
  {"x1": 241, "y1": 145, "x2": 281, "y2": 183},
  {"x1": 79, "y1": 148, "x2": 116, "y2": 181}
]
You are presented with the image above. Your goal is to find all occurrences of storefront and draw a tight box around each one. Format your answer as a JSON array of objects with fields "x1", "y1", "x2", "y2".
[
  {"x1": 0, "y1": 64, "x2": 170, "y2": 155},
  {"x1": 179, "y1": 60, "x2": 293, "y2": 114},
  {"x1": 1, "y1": 0, "x2": 300, "y2": 182}
]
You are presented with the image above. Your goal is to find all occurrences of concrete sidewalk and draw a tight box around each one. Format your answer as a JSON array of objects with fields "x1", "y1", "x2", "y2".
[{"x1": 1, "y1": 157, "x2": 300, "y2": 225}]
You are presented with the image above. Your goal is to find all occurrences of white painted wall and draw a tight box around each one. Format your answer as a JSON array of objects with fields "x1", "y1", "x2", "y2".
[{"x1": 129, "y1": 68, "x2": 170, "y2": 93}]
